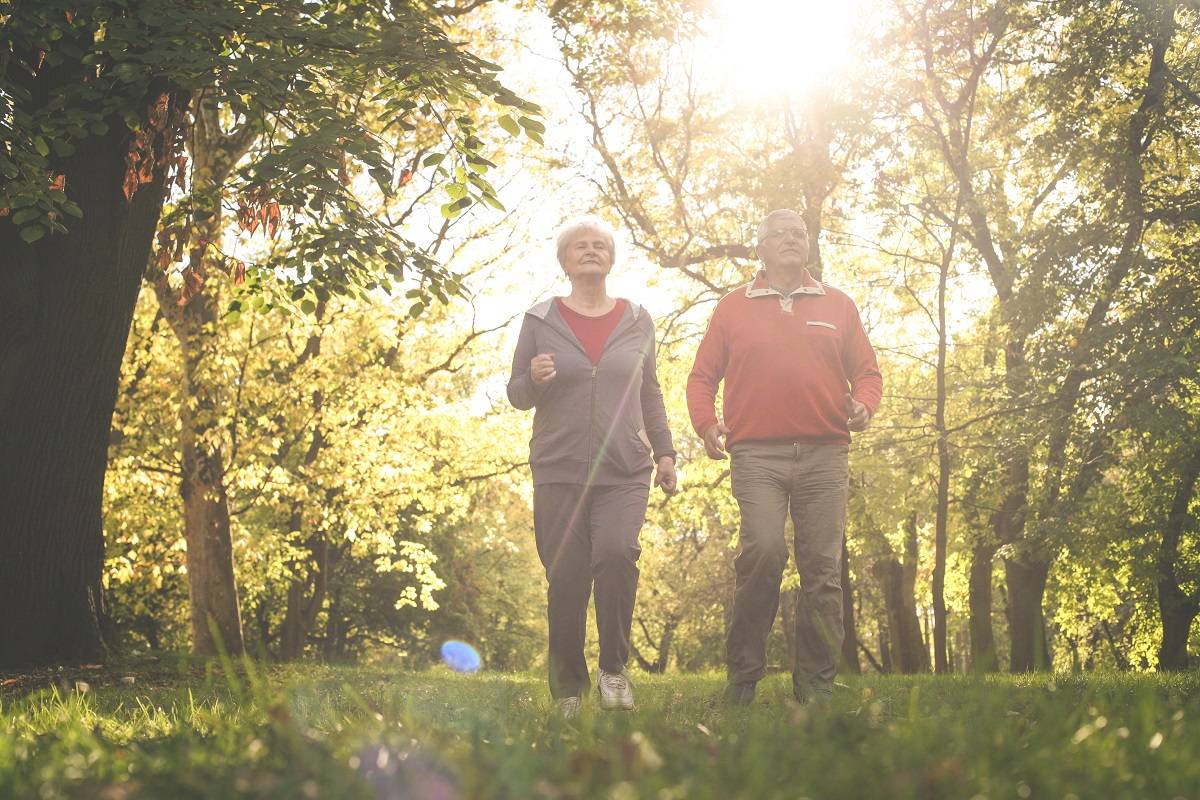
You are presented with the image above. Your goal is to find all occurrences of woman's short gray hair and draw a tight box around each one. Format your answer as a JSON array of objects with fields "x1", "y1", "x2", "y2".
[{"x1": 556, "y1": 217, "x2": 617, "y2": 267}]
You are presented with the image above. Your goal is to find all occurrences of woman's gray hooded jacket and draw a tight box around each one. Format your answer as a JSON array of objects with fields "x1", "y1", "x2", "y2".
[{"x1": 507, "y1": 299, "x2": 675, "y2": 487}]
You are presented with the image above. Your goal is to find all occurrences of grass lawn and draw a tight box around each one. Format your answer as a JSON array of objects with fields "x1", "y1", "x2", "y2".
[{"x1": 2, "y1": 657, "x2": 1197, "y2": 799}]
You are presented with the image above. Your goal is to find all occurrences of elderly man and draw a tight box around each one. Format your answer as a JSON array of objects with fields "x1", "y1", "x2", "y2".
[{"x1": 686, "y1": 209, "x2": 882, "y2": 705}]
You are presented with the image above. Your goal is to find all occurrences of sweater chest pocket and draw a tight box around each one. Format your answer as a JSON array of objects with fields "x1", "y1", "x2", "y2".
[{"x1": 804, "y1": 320, "x2": 841, "y2": 359}]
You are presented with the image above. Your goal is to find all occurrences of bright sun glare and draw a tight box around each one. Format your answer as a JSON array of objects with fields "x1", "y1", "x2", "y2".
[{"x1": 705, "y1": 0, "x2": 872, "y2": 100}]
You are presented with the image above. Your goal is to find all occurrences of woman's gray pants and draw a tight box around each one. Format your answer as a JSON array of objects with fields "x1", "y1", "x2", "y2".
[{"x1": 533, "y1": 482, "x2": 649, "y2": 699}]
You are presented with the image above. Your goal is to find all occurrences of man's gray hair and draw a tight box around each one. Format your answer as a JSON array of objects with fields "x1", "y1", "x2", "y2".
[
  {"x1": 756, "y1": 209, "x2": 805, "y2": 243},
  {"x1": 556, "y1": 217, "x2": 617, "y2": 267}
]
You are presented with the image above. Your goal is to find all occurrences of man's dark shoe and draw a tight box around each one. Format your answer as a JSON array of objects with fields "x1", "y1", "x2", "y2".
[
  {"x1": 793, "y1": 676, "x2": 833, "y2": 707},
  {"x1": 723, "y1": 681, "x2": 757, "y2": 706}
]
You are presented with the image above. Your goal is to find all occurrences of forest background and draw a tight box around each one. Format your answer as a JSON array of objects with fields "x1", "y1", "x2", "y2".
[{"x1": 3, "y1": 0, "x2": 1199, "y2": 679}]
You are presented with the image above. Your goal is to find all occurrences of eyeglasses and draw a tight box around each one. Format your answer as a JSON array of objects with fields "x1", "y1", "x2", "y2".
[{"x1": 760, "y1": 227, "x2": 808, "y2": 243}]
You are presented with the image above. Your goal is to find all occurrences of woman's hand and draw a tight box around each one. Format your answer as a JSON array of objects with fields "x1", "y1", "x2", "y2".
[
  {"x1": 654, "y1": 456, "x2": 678, "y2": 496},
  {"x1": 531, "y1": 353, "x2": 556, "y2": 385}
]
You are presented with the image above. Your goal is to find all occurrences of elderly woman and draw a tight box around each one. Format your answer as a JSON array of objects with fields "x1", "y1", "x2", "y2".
[{"x1": 507, "y1": 218, "x2": 677, "y2": 718}]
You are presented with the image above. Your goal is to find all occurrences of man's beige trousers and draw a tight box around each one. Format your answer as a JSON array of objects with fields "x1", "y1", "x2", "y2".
[{"x1": 726, "y1": 441, "x2": 849, "y2": 692}]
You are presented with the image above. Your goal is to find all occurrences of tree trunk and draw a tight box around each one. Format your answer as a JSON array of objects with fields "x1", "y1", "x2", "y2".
[
  {"x1": 280, "y1": 531, "x2": 330, "y2": 661},
  {"x1": 840, "y1": 539, "x2": 862, "y2": 674},
  {"x1": 873, "y1": 560, "x2": 927, "y2": 671},
  {"x1": 900, "y1": 511, "x2": 930, "y2": 672},
  {"x1": 1005, "y1": 554, "x2": 1051, "y2": 672},
  {"x1": 782, "y1": 93, "x2": 837, "y2": 280},
  {"x1": 154, "y1": 270, "x2": 244, "y2": 657},
  {"x1": 968, "y1": 542, "x2": 999, "y2": 673},
  {"x1": 147, "y1": 87, "x2": 258, "y2": 658},
  {"x1": 1156, "y1": 442, "x2": 1200, "y2": 670},
  {"x1": 651, "y1": 618, "x2": 677, "y2": 673},
  {"x1": 877, "y1": 624, "x2": 893, "y2": 673},
  {"x1": 780, "y1": 586, "x2": 796, "y2": 669},
  {"x1": 0, "y1": 104, "x2": 178, "y2": 669},
  {"x1": 932, "y1": 243, "x2": 952, "y2": 673}
]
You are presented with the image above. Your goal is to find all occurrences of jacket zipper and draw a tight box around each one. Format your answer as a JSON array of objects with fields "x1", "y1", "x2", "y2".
[
  {"x1": 544, "y1": 304, "x2": 636, "y2": 478},
  {"x1": 588, "y1": 365, "x2": 597, "y2": 470}
]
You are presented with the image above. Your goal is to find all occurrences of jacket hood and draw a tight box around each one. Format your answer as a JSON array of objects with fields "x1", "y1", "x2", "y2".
[{"x1": 526, "y1": 297, "x2": 643, "y2": 321}]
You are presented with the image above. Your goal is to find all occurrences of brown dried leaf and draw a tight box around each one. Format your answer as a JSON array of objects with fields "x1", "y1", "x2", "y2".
[
  {"x1": 122, "y1": 168, "x2": 139, "y2": 202},
  {"x1": 267, "y1": 202, "x2": 280, "y2": 239},
  {"x1": 149, "y1": 93, "x2": 169, "y2": 132}
]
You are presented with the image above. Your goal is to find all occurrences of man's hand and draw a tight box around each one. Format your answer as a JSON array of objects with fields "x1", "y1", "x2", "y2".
[
  {"x1": 654, "y1": 456, "x2": 678, "y2": 496},
  {"x1": 530, "y1": 353, "x2": 556, "y2": 385},
  {"x1": 845, "y1": 394, "x2": 871, "y2": 432},
  {"x1": 703, "y1": 422, "x2": 731, "y2": 460}
]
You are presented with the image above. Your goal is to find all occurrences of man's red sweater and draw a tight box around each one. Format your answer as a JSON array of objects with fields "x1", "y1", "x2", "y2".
[{"x1": 686, "y1": 270, "x2": 883, "y2": 446}]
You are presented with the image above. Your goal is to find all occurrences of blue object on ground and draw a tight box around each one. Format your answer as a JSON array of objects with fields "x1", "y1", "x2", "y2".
[{"x1": 439, "y1": 640, "x2": 481, "y2": 673}]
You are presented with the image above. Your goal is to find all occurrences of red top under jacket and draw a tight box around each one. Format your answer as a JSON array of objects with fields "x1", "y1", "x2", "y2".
[
  {"x1": 686, "y1": 270, "x2": 883, "y2": 446},
  {"x1": 555, "y1": 297, "x2": 628, "y2": 365}
]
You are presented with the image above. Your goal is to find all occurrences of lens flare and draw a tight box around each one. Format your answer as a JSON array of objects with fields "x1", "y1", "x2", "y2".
[{"x1": 439, "y1": 640, "x2": 481, "y2": 673}]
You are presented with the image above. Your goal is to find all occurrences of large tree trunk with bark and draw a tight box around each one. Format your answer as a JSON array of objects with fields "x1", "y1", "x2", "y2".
[
  {"x1": 1007, "y1": 554, "x2": 1052, "y2": 674},
  {"x1": 872, "y1": 513, "x2": 929, "y2": 673},
  {"x1": 1004, "y1": 554, "x2": 1051, "y2": 672},
  {"x1": 1157, "y1": 443, "x2": 1200, "y2": 670},
  {"x1": 993, "y1": 337, "x2": 1046, "y2": 672},
  {"x1": 967, "y1": 541, "x2": 999, "y2": 673},
  {"x1": 0, "y1": 102, "x2": 178, "y2": 669}
]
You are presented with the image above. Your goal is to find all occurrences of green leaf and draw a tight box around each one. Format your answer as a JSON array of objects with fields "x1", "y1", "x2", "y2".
[
  {"x1": 518, "y1": 117, "x2": 546, "y2": 134},
  {"x1": 422, "y1": 152, "x2": 446, "y2": 167},
  {"x1": 408, "y1": 301, "x2": 425, "y2": 318},
  {"x1": 439, "y1": 196, "x2": 473, "y2": 219},
  {"x1": 466, "y1": 153, "x2": 496, "y2": 170},
  {"x1": 33, "y1": 137, "x2": 50, "y2": 157},
  {"x1": 12, "y1": 208, "x2": 41, "y2": 225},
  {"x1": 498, "y1": 115, "x2": 520, "y2": 137},
  {"x1": 369, "y1": 166, "x2": 392, "y2": 193},
  {"x1": 301, "y1": 298, "x2": 316, "y2": 314},
  {"x1": 19, "y1": 224, "x2": 45, "y2": 243}
]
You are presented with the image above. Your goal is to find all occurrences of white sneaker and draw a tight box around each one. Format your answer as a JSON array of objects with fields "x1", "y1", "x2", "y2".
[
  {"x1": 555, "y1": 696, "x2": 582, "y2": 719},
  {"x1": 598, "y1": 669, "x2": 634, "y2": 710}
]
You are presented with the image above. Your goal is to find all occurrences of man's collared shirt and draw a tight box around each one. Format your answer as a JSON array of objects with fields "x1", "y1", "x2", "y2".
[{"x1": 686, "y1": 269, "x2": 883, "y2": 446}]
